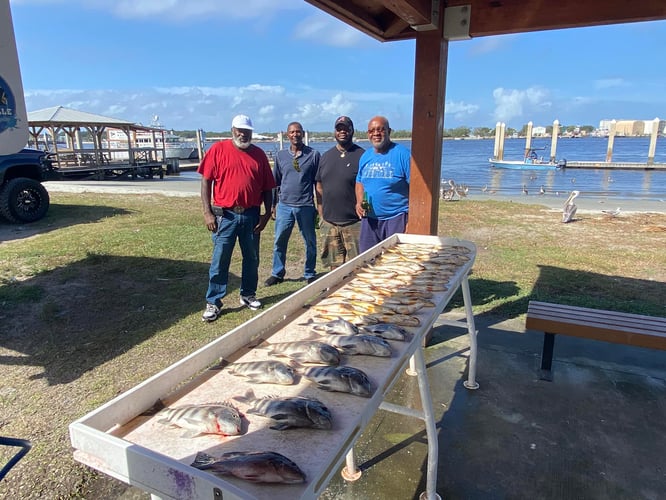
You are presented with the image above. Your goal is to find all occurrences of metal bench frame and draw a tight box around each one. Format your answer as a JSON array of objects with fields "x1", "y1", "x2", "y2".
[{"x1": 526, "y1": 300, "x2": 666, "y2": 380}]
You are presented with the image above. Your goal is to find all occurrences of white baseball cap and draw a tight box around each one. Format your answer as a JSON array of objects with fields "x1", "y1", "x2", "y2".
[{"x1": 231, "y1": 114, "x2": 254, "y2": 130}]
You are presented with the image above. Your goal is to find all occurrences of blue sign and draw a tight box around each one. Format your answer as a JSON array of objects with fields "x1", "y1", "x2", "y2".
[{"x1": 0, "y1": 74, "x2": 19, "y2": 134}]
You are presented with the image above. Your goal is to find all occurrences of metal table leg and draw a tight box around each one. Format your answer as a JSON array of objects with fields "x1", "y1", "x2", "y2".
[{"x1": 461, "y1": 274, "x2": 480, "y2": 390}]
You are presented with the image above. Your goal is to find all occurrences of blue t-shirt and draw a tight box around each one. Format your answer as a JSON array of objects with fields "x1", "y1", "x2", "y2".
[
  {"x1": 356, "y1": 142, "x2": 410, "y2": 219},
  {"x1": 274, "y1": 146, "x2": 320, "y2": 206}
]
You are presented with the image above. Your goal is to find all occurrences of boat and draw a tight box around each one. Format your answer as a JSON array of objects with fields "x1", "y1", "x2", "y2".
[
  {"x1": 106, "y1": 116, "x2": 199, "y2": 160},
  {"x1": 141, "y1": 130, "x2": 198, "y2": 160},
  {"x1": 489, "y1": 149, "x2": 566, "y2": 170}
]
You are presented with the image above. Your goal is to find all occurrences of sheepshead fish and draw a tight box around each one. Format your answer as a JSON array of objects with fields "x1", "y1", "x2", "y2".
[
  {"x1": 301, "y1": 317, "x2": 360, "y2": 336},
  {"x1": 227, "y1": 360, "x2": 296, "y2": 385},
  {"x1": 265, "y1": 341, "x2": 340, "y2": 365},
  {"x1": 191, "y1": 450, "x2": 306, "y2": 484},
  {"x1": 325, "y1": 334, "x2": 392, "y2": 357},
  {"x1": 233, "y1": 389, "x2": 332, "y2": 430},
  {"x1": 301, "y1": 366, "x2": 374, "y2": 398},
  {"x1": 360, "y1": 323, "x2": 412, "y2": 342},
  {"x1": 156, "y1": 403, "x2": 241, "y2": 438}
]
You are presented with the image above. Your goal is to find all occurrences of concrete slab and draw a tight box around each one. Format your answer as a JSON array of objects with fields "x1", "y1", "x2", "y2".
[{"x1": 320, "y1": 310, "x2": 666, "y2": 500}]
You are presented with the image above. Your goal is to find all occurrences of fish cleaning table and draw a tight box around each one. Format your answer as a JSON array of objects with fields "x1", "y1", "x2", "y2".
[{"x1": 69, "y1": 234, "x2": 478, "y2": 500}]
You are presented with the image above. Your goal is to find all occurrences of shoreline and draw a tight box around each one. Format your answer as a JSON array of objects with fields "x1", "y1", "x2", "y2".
[{"x1": 43, "y1": 174, "x2": 665, "y2": 214}]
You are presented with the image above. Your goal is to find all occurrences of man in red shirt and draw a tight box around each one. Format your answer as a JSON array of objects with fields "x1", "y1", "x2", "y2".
[{"x1": 198, "y1": 114, "x2": 275, "y2": 322}]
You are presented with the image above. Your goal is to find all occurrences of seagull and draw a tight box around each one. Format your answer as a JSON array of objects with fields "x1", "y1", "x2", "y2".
[
  {"x1": 456, "y1": 183, "x2": 469, "y2": 198},
  {"x1": 481, "y1": 184, "x2": 488, "y2": 193},
  {"x1": 562, "y1": 190, "x2": 580, "y2": 223},
  {"x1": 441, "y1": 179, "x2": 457, "y2": 201},
  {"x1": 522, "y1": 184, "x2": 528, "y2": 195},
  {"x1": 602, "y1": 207, "x2": 621, "y2": 217},
  {"x1": 539, "y1": 185, "x2": 546, "y2": 195}
]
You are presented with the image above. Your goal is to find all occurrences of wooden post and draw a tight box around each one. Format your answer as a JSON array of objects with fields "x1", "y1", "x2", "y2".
[
  {"x1": 278, "y1": 131, "x2": 284, "y2": 150},
  {"x1": 408, "y1": 21, "x2": 448, "y2": 236},
  {"x1": 605, "y1": 120, "x2": 616, "y2": 162},
  {"x1": 493, "y1": 122, "x2": 501, "y2": 160},
  {"x1": 647, "y1": 117, "x2": 659, "y2": 165},
  {"x1": 550, "y1": 119, "x2": 559, "y2": 162},
  {"x1": 524, "y1": 121, "x2": 533, "y2": 158},
  {"x1": 498, "y1": 123, "x2": 506, "y2": 160}
]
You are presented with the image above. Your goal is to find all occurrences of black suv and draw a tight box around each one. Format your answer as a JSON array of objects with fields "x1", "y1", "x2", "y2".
[{"x1": 0, "y1": 148, "x2": 59, "y2": 223}]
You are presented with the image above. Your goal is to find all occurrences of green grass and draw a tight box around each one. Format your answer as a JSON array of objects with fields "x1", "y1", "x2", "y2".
[{"x1": 0, "y1": 192, "x2": 664, "y2": 498}]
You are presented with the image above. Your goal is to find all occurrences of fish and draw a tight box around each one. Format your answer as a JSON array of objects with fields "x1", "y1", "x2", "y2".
[
  {"x1": 365, "y1": 313, "x2": 421, "y2": 327},
  {"x1": 156, "y1": 402, "x2": 242, "y2": 438},
  {"x1": 324, "y1": 334, "x2": 392, "y2": 357},
  {"x1": 301, "y1": 366, "x2": 374, "y2": 397},
  {"x1": 329, "y1": 288, "x2": 378, "y2": 303},
  {"x1": 233, "y1": 389, "x2": 332, "y2": 430},
  {"x1": 191, "y1": 451, "x2": 306, "y2": 484},
  {"x1": 360, "y1": 323, "x2": 413, "y2": 341},
  {"x1": 302, "y1": 317, "x2": 360, "y2": 335},
  {"x1": 227, "y1": 360, "x2": 296, "y2": 385},
  {"x1": 265, "y1": 341, "x2": 341, "y2": 365}
]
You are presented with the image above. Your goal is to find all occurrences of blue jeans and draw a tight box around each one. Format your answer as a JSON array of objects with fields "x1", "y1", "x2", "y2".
[
  {"x1": 206, "y1": 207, "x2": 260, "y2": 306},
  {"x1": 270, "y1": 203, "x2": 317, "y2": 280}
]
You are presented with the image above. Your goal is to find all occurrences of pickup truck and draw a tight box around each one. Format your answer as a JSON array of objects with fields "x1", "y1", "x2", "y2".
[{"x1": 0, "y1": 148, "x2": 59, "y2": 223}]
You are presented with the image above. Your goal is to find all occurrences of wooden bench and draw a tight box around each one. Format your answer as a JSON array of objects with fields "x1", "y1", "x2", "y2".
[{"x1": 526, "y1": 300, "x2": 666, "y2": 380}]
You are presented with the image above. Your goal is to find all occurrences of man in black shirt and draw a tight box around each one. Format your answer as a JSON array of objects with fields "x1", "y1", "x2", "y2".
[{"x1": 315, "y1": 116, "x2": 365, "y2": 269}]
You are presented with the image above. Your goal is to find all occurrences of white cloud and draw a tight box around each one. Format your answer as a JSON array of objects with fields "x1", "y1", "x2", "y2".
[
  {"x1": 445, "y1": 100, "x2": 479, "y2": 120},
  {"x1": 11, "y1": 0, "x2": 305, "y2": 20},
  {"x1": 594, "y1": 78, "x2": 626, "y2": 89},
  {"x1": 293, "y1": 13, "x2": 373, "y2": 47},
  {"x1": 492, "y1": 86, "x2": 550, "y2": 123}
]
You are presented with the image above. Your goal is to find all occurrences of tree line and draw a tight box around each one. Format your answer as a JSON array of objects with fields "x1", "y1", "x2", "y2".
[{"x1": 175, "y1": 124, "x2": 597, "y2": 140}]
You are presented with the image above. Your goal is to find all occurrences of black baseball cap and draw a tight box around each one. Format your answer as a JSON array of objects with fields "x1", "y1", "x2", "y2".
[{"x1": 334, "y1": 116, "x2": 354, "y2": 132}]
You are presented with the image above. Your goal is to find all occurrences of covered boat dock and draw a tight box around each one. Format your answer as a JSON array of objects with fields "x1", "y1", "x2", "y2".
[{"x1": 27, "y1": 106, "x2": 171, "y2": 180}]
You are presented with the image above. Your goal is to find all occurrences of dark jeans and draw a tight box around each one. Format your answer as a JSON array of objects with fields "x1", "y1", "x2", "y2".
[
  {"x1": 359, "y1": 212, "x2": 408, "y2": 252},
  {"x1": 270, "y1": 203, "x2": 317, "y2": 280},
  {"x1": 206, "y1": 207, "x2": 260, "y2": 305}
]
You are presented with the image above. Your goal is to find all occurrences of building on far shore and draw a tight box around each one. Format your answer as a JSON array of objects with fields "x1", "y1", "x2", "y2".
[{"x1": 599, "y1": 119, "x2": 666, "y2": 136}]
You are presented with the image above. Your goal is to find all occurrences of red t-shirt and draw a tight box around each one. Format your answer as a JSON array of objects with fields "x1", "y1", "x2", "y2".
[{"x1": 197, "y1": 140, "x2": 276, "y2": 208}]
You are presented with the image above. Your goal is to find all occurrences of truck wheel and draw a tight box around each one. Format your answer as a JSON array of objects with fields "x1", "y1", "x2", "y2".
[{"x1": 0, "y1": 178, "x2": 50, "y2": 223}]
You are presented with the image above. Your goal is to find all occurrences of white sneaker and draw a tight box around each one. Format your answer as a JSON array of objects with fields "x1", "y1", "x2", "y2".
[
  {"x1": 240, "y1": 295, "x2": 261, "y2": 310},
  {"x1": 202, "y1": 303, "x2": 221, "y2": 322}
]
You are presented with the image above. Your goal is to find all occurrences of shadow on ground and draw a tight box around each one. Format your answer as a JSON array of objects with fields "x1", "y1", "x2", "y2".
[{"x1": 0, "y1": 203, "x2": 130, "y2": 244}]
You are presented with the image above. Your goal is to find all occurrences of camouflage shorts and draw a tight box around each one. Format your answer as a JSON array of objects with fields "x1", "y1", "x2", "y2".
[{"x1": 319, "y1": 221, "x2": 361, "y2": 269}]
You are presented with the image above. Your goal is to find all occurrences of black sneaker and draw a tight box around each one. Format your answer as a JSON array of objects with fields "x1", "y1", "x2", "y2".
[
  {"x1": 202, "y1": 303, "x2": 221, "y2": 322},
  {"x1": 307, "y1": 276, "x2": 317, "y2": 284},
  {"x1": 264, "y1": 276, "x2": 283, "y2": 286},
  {"x1": 240, "y1": 295, "x2": 262, "y2": 310}
]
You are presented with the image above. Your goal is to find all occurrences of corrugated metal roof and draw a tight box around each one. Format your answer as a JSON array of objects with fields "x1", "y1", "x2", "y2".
[{"x1": 28, "y1": 106, "x2": 135, "y2": 125}]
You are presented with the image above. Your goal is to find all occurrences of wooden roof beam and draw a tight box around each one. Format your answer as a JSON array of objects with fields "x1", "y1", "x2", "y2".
[
  {"x1": 447, "y1": 0, "x2": 666, "y2": 37},
  {"x1": 384, "y1": 0, "x2": 431, "y2": 26},
  {"x1": 304, "y1": 0, "x2": 389, "y2": 40}
]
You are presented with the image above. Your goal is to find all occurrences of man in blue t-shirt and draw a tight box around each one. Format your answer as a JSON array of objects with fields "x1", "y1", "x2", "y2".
[{"x1": 355, "y1": 116, "x2": 410, "y2": 252}]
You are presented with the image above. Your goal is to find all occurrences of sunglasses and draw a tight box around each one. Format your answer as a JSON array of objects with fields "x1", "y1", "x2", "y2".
[{"x1": 292, "y1": 157, "x2": 301, "y2": 172}]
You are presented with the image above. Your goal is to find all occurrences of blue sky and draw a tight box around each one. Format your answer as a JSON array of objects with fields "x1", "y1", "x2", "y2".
[{"x1": 9, "y1": 0, "x2": 666, "y2": 133}]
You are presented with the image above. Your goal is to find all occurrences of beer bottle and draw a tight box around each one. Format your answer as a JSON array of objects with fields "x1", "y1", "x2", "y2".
[{"x1": 360, "y1": 192, "x2": 370, "y2": 217}]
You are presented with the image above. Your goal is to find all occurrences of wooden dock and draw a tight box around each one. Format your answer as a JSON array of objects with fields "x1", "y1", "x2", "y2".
[
  {"x1": 56, "y1": 162, "x2": 166, "y2": 181},
  {"x1": 564, "y1": 161, "x2": 666, "y2": 170}
]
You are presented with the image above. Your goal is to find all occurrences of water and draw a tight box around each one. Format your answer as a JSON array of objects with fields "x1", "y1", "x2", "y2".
[{"x1": 254, "y1": 137, "x2": 666, "y2": 202}]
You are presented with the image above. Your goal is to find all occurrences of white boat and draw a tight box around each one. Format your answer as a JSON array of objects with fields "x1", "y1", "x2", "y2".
[
  {"x1": 106, "y1": 116, "x2": 199, "y2": 160},
  {"x1": 138, "y1": 130, "x2": 198, "y2": 160},
  {"x1": 489, "y1": 148, "x2": 566, "y2": 170}
]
